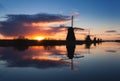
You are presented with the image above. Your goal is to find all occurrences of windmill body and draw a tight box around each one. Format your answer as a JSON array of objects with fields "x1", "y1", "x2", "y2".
[
  {"x1": 66, "y1": 27, "x2": 76, "y2": 42},
  {"x1": 66, "y1": 16, "x2": 76, "y2": 43}
]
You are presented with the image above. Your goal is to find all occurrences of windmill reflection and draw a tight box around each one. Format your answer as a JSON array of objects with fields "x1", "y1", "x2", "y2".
[
  {"x1": 66, "y1": 42, "x2": 75, "y2": 70},
  {"x1": 66, "y1": 42, "x2": 84, "y2": 70}
]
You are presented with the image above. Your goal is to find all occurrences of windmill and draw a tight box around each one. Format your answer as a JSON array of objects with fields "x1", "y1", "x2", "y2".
[{"x1": 66, "y1": 16, "x2": 84, "y2": 42}]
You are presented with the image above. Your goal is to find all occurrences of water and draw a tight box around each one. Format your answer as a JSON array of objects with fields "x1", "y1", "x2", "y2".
[{"x1": 0, "y1": 42, "x2": 120, "y2": 81}]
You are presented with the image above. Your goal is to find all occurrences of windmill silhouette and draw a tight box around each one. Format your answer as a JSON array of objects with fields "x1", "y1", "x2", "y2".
[
  {"x1": 66, "y1": 16, "x2": 76, "y2": 42},
  {"x1": 66, "y1": 16, "x2": 84, "y2": 43}
]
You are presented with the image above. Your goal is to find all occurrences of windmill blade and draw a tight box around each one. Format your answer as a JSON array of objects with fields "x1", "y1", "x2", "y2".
[
  {"x1": 59, "y1": 26, "x2": 70, "y2": 28},
  {"x1": 59, "y1": 25, "x2": 85, "y2": 30},
  {"x1": 73, "y1": 27, "x2": 85, "y2": 30}
]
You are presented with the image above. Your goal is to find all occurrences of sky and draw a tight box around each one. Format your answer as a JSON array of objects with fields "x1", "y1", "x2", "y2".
[{"x1": 0, "y1": 0, "x2": 120, "y2": 40}]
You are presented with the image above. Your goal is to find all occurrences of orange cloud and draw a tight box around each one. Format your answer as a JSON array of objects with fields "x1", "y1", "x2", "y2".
[
  {"x1": 31, "y1": 21, "x2": 69, "y2": 27},
  {"x1": 0, "y1": 13, "x2": 70, "y2": 39}
]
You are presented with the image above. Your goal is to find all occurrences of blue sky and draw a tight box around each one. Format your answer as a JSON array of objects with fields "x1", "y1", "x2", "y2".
[{"x1": 0, "y1": 0, "x2": 120, "y2": 40}]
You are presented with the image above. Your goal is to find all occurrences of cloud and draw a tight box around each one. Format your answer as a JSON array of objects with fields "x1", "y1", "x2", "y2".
[
  {"x1": 0, "y1": 13, "x2": 70, "y2": 38},
  {"x1": 116, "y1": 33, "x2": 120, "y2": 35},
  {"x1": 105, "y1": 50, "x2": 117, "y2": 53},
  {"x1": 6, "y1": 13, "x2": 70, "y2": 23},
  {"x1": 105, "y1": 30, "x2": 117, "y2": 33},
  {"x1": 115, "y1": 37, "x2": 120, "y2": 39}
]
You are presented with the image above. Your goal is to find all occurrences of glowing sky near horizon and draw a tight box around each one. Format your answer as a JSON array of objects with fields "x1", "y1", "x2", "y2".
[{"x1": 0, "y1": 0, "x2": 120, "y2": 40}]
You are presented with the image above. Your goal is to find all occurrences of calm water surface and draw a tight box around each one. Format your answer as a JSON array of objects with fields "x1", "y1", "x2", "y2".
[{"x1": 0, "y1": 42, "x2": 120, "y2": 81}]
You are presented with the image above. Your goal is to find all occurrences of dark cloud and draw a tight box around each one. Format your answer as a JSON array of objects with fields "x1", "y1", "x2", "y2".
[
  {"x1": 115, "y1": 37, "x2": 120, "y2": 39},
  {"x1": 0, "y1": 13, "x2": 70, "y2": 37},
  {"x1": 6, "y1": 13, "x2": 70, "y2": 23},
  {"x1": 116, "y1": 33, "x2": 120, "y2": 35},
  {"x1": 106, "y1": 50, "x2": 117, "y2": 53},
  {"x1": 105, "y1": 30, "x2": 117, "y2": 33}
]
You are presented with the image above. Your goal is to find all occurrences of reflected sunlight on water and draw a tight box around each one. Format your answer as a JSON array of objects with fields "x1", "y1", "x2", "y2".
[{"x1": 0, "y1": 42, "x2": 120, "y2": 81}]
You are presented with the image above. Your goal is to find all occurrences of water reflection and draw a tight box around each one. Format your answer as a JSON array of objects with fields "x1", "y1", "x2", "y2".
[
  {"x1": 66, "y1": 42, "x2": 85, "y2": 70},
  {"x1": 0, "y1": 42, "x2": 99, "y2": 69},
  {"x1": 0, "y1": 42, "x2": 120, "y2": 81},
  {"x1": 0, "y1": 46, "x2": 69, "y2": 68}
]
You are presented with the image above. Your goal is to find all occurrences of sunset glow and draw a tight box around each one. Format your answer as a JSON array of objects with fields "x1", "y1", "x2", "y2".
[
  {"x1": 0, "y1": 0, "x2": 120, "y2": 40},
  {"x1": 34, "y1": 36, "x2": 45, "y2": 41},
  {"x1": 31, "y1": 21, "x2": 70, "y2": 27}
]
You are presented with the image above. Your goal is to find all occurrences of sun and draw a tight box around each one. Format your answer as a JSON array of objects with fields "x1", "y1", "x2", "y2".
[{"x1": 34, "y1": 36, "x2": 45, "y2": 41}]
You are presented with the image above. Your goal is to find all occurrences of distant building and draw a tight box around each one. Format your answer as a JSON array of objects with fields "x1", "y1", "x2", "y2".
[{"x1": 85, "y1": 35, "x2": 92, "y2": 42}]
